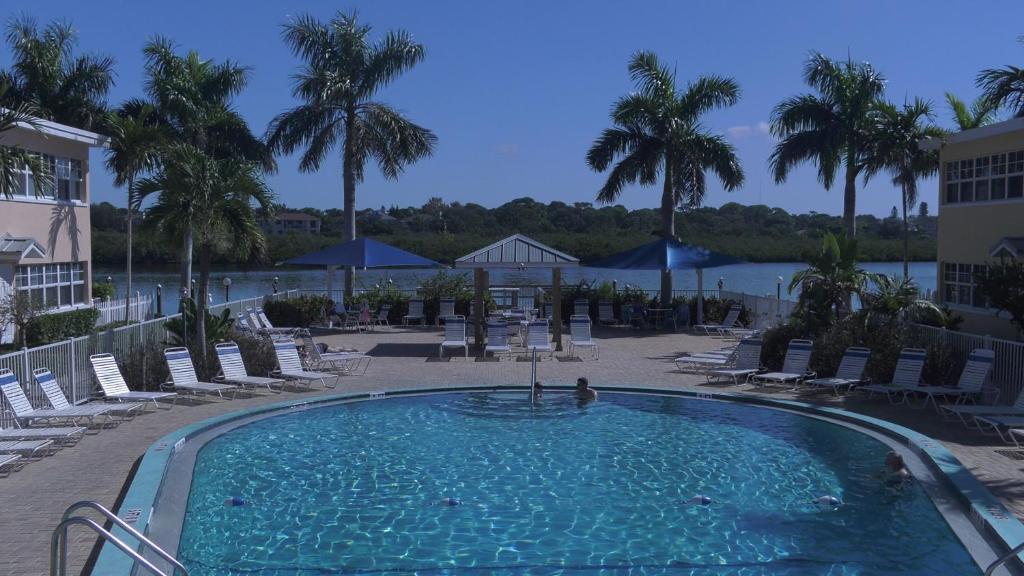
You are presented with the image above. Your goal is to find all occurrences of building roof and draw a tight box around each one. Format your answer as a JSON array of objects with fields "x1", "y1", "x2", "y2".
[
  {"x1": 990, "y1": 237, "x2": 1024, "y2": 259},
  {"x1": 3, "y1": 110, "x2": 109, "y2": 147},
  {"x1": 454, "y1": 234, "x2": 579, "y2": 268},
  {"x1": 275, "y1": 212, "x2": 320, "y2": 222},
  {"x1": 920, "y1": 116, "x2": 1024, "y2": 150},
  {"x1": 0, "y1": 234, "x2": 47, "y2": 262}
]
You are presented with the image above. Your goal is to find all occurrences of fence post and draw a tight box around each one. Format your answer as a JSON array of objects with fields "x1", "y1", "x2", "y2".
[
  {"x1": 68, "y1": 337, "x2": 76, "y2": 404},
  {"x1": 20, "y1": 346, "x2": 29, "y2": 382}
]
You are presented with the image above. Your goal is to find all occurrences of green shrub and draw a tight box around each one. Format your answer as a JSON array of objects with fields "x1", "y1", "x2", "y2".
[
  {"x1": 116, "y1": 339, "x2": 168, "y2": 392},
  {"x1": 759, "y1": 322, "x2": 809, "y2": 371},
  {"x1": 24, "y1": 308, "x2": 100, "y2": 347},
  {"x1": 263, "y1": 295, "x2": 330, "y2": 328},
  {"x1": 92, "y1": 282, "x2": 116, "y2": 301}
]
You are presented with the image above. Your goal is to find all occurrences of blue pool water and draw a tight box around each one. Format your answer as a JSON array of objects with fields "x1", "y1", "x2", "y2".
[{"x1": 178, "y1": 393, "x2": 978, "y2": 575}]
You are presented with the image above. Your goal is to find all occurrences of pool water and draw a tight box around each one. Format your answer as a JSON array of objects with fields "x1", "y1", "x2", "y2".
[{"x1": 178, "y1": 393, "x2": 978, "y2": 575}]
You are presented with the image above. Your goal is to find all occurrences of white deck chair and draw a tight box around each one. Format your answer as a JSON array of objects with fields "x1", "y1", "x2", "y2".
[
  {"x1": 574, "y1": 299, "x2": 590, "y2": 319},
  {"x1": 543, "y1": 303, "x2": 554, "y2": 320},
  {"x1": 436, "y1": 298, "x2": 456, "y2": 326},
  {"x1": 941, "y1": 385, "x2": 1024, "y2": 428},
  {"x1": 374, "y1": 305, "x2": 391, "y2": 328},
  {"x1": 693, "y1": 305, "x2": 741, "y2": 336},
  {"x1": 298, "y1": 331, "x2": 372, "y2": 375},
  {"x1": 404, "y1": 299, "x2": 426, "y2": 325},
  {"x1": 255, "y1": 307, "x2": 298, "y2": 336},
  {"x1": 0, "y1": 422, "x2": 86, "y2": 446},
  {"x1": 706, "y1": 339, "x2": 763, "y2": 385},
  {"x1": 485, "y1": 320, "x2": 512, "y2": 359},
  {"x1": 439, "y1": 316, "x2": 468, "y2": 359},
  {"x1": 568, "y1": 315, "x2": 598, "y2": 360},
  {"x1": 526, "y1": 319, "x2": 553, "y2": 359},
  {"x1": 597, "y1": 300, "x2": 618, "y2": 325},
  {"x1": 272, "y1": 339, "x2": 340, "y2": 389},
  {"x1": 673, "y1": 344, "x2": 740, "y2": 371},
  {"x1": 0, "y1": 369, "x2": 117, "y2": 428},
  {"x1": 805, "y1": 347, "x2": 871, "y2": 396},
  {"x1": 214, "y1": 342, "x2": 284, "y2": 392},
  {"x1": 90, "y1": 353, "x2": 177, "y2": 410},
  {"x1": 859, "y1": 348, "x2": 928, "y2": 403},
  {"x1": 162, "y1": 348, "x2": 240, "y2": 400},
  {"x1": 246, "y1": 307, "x2": 292, "y2": 336},
  {"x1": 751, "y1": 339, "x2": 814, "y2": 387},
  {"x1": 895, "y1": 349, "x2": 995, "y2": 412},
  {"x1": 973, "y1": 414, "x2": 1024, "y2": 445},
  {"x1": 0, "y1": 454, "x2": 21, "y2": 476},
  {"x1": 0, "y1": 438, "x2": 54, "y2": 459}
]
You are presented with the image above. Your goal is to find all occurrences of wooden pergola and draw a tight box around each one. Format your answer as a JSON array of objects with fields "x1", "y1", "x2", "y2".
[{"x1": 454, "y1": 234, "x2": 580, "y2": 350}]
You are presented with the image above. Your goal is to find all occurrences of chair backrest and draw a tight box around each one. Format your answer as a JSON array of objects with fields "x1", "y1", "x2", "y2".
[
  {"x1": 90, "y1": 353, "x2": 131, "y2": 395},
  {"x1": 439, "y1": 298, "x2": 455, "y2": 318},
  {"x1": 781, "y1": 339, "x2": 813, "y2": 374},
  {"x1": 377, "y1": 305, "x2": 391, "y2": 321},
  {"x1": 957, "y1": 348, "x2": 995, "y2": 393},
  {"x1": 735, "y1": 338, "x2": 763, "y2": 370},
  {"x1": 543, "y1": 303, "x2": 553, "y2": 319},
  {"x1": 570, "y1": 315, "x2": 592, "y2": 342},
  {"x1": 444, "y1": 316, "x2": 466, "y2": 342},
  {"x1": 236, "y1": 315, "x2": 254, "y2": 331},
  {"x1": 256, "y1": 308, "x2": 276, "y2": 329},
  {"x1": 574, "y1": 299, "x2": 589, "y2": 317},
  {"x1": 598, "y1": 301, "x2": 614, "y2": 321},
  {"x1": 164, "y1": 347, "x2": 201, "y2": 387},
  {"x1": 407, "y1": 299, "x2": 424, "y2": 317},
  {"x1": 835, "y1": 347, "x2": 871, "y2": 381},
  {"x1": 0, "y1": 369, "x2": 34, "y2": 416},
  {"x1": 33, "y1": 368, "x2": 70, "y2": 410},
  {"x1": 891, "y1": 348, "x2": 928, "y2": 387},
  {"x1": 486, "y1": 321, "x2": 508, "y2": 347},
  {"x1": 245, "y1": 307, "x2": 263, "y2": 328},
  {"x1": 720, "y1": 305, "x2": 741, "y2": 328},
  {"x1": 527, "y1": 320, "x2": 550, "y2": 348},
  {"x1": 215, "y1": 342, "x2": 250, "y2": 380},
  {"x1": 273, "y1": 339, "x2": 305, "y2": 372},
  {"x1": 296, "y1": 331, "x2": 324, "y2": 363}
]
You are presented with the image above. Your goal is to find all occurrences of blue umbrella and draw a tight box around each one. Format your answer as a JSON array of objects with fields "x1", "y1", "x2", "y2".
[
  {"x1": 283, "y1": 237, "x2": 444, "y2": 268},
  {"x1": 586, "y1": 237, "x2": 742, "y2": 270}
]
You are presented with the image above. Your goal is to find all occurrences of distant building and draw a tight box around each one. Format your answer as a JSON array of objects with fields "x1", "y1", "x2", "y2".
[
  {"x1": 925, "y1": 117, "x2": 1024, "y2": 339},
  {"x1": 263, "y1": 212, "x2": 321, "y2": 235}
]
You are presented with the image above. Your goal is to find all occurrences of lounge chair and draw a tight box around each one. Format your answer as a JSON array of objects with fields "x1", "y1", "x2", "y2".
[
  {"x1": 805, "y1": 347, "x2": 871, "y2": 396},
  {"x1": 373, "y1": 305, "x2": 391, "y2": 329},
  {"x1": 693, "y1": 305, "x2": 741, "y2": 336},
  {"x1": 750, "y1": 339, "x2": 814, "y2": 387},
  {"x1": 597, "y1": 300, "x2": 618, "y2": 325},
  {"x1": 485, "y1": 320, "x2": 513, "y2": 359},
  {"x1": 543, "y1": 303, "x2": 554, "y2": 320},
  {"x1": 214, "y1": 342, "x2": 284, "y2": 392},
  {"x1": 0, "y1": 439, "x2": 54, "y2": 459},
  {"x1": 674, "y1": 350, "x2": 738, "y2": 372},
  {"x1": 90, "y1": 353, "x2": 177, "y2": 410},
  {"x1": 941, "y1": 386, "x2": 1024, "y2": 429},
  {"x1": 0, "y1": 423, "x2": 86, "y2": 446},
  {"x1": 573, "y1": 299, "x2": 590, "y2": 320},
  {"x1": 439, "y1": 316, "x2": 469, "y2": 359},
  {"x1": 253, "y1": 307, "x2": 298, "y2": 336},
  {"x1": 404, "y1": 299, "x2": 426, "y2": 325},
  {"x1": 0, "y1": 370, "x2": 116, "y2": 428},
  {"x1": 526, "y1": 319, "x2": 553, "y2": 359},
  {"x1": 272, "y1": 339, "x2": 340, "y2": 389},
  {"x1": 706, "y1": 338, "x2": 763, "y2": 385},
  {"x1": 894, "y1": 349, "x2": 995, "y2": 412},
  {"x1": 0, "y1": 454, "x2": 21, "y2": 476},
  {"x1": 297, "y1": 331, "x2": 372, "y2": 375},
  {"x1": 162, "y1": 348, "x2": 240, "y2": 400},
  {"x1": 973, "y1": 415, "x2": 1024, "y2": 445},
  {"x1": 568, "y1": 315, "x2": 598, "y2": 360},
  {"x1": 436, "y1": 298, "x2": 456, "y2": 326},
  {"x1": 859, "y1": 348, "x2": 928, "y2": 403}
]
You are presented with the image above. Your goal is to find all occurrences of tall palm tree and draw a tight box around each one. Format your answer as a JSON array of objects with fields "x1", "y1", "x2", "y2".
[
  {"x1": 769, "y1": 52, "x2": 886, "y2": 238},
  {"x1": 586, "y1": 51, "x2": 744, "y2": 304},
  {"x1": 267, "y1": 11, "x2": 437, "y2": 297},
  {"x1": 0, "y1": 17, "x2": 114, "y2": 131},
  {"x1": 977, "y1": 38, "x2": 1024, "y2": 117},
  {"x1": 864, "y1": 99, "x2": 945, "y2": 279},
  {"x1": 0, "y1": 95, "x2": 52, "y2": 199},
  {"x1": 103, "y1": 104, "x2": 165, "y2": 320},
  {"x1": 944, "y1": 93, "x2": 997, "y2": 131}
]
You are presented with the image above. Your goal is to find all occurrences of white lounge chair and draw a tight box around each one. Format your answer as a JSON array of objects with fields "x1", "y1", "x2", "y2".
[
  {"x1": 0, "y1": 423, "x2": 86, "y2": 446},
  {"x1": 673, "y1": 345, "x2": 740, "y2": 371},
  {"x1": 751, "y1": 339, "x2": 814, "y2": 387},
  {"x1": 90, "y1": 353, "x2": 177, "y2": 410},
  {"x1": 0, "y1": 438, "x2": 54, "y2": 459},
  {"x1": 0, "y1": 370, "x2": 116, "y2": 428},
  {"x1": 805, "y1": 347, "x2": 871, "y2": 396},
  {"x1": 0, "y1": 454, "x2": 21, "y2": 476},
  {"x1": 162, "y1": 348, "x2": 240, "y2": 400},
  {"x1": 214, "y1": 342, "x2": 284, "y2": 392},
  {"x1": 439, "y1": 316, "x2": 468, "y2": 359},
  {"x1": 706, "y1": 338, "x2": 763, "y2": 385},
  {"x1": 297, "y1": 331, "x2": 372, "y2": 375},
  {"x1": 485, "y1": 320, "x2": 512, "y2": 359},
  {"x1": 272, "y1": 339, "x2": 340, "y2": 389},
  {"x1": 526, "y1": 319, "x2": 553, "y2": 359},
  {"x1": 404, "y1": 299, "x2": 426, "y2": 325},
  {"x1": 859, "y1": 348, "x2": 928, "y2": 403},
  {"x1": 941, "y1": 386, "x2": 1024, "y2": 429},
  {"x1": 436, "y1": 298, "x2": 456, "y2": 326},
  {"x1": 247, "y1": 307, "x2": 294, "y2": 336},
  {"x1": 374, "y1": 305, "x2": 391, "y2": 328},
  {"x1": 597, "y1": 300, "x2": 618, "y2": 325},
  {"x1": 974, "y1": 415, "x2": 1024, "y2": 445},
  {"x1": 894, "y1": 348, "x2": 995, "y2": 412},
  {"x1": 693, "y1": 305, "x2": 741, "y2": 336},
  {"x1": 543, "y1": 303, "x2": 554, "y2": 320},
  {"x1": 568, "y1": 315, "x2": 598, "y2": 360},
  {"x1": 573, "y1": 299, "x2": 590, "y2": 320}
]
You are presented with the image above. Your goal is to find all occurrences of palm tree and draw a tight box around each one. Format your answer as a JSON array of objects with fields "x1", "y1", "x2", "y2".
[
  {"x1": 104, "y1": 104, "x2": 165, "y2": 320},
  {"x1": 267, "y1": 11, "x2": 438, "y2": 297},
  {"x1": 864, "y1": 99, "x2": 946, "y2": 279},
  {"x1": 769, "y1": 52, "x2": 886, "y2": 238},
  {"x1": 944, "y1": 93, "x2": 997, "y2": 131},
  {"x1": 790, "y1": 232, "x2": 878, "y2": 332},
  {"x1": 861, "y1": 275, "x2": 945, "y2": 328},
  {"x1": 0, "y1": 95, "x2": 52, "y2": 199},
  {"x1": 977, "y1": 38, "x2": 1024, "y2": 117},
  {"x1": 585, "y1": 51, "x2": 744, "y2": 304},
  {"x1": 0, "y1": 17, "x2": 114, "y2": 131}
]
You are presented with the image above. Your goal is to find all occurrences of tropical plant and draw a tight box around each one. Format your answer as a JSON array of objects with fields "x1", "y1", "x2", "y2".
[
  {"x1": 0, "y1": 17, "x2": 114, "y2": 130},
  {"x1": 944, "y1": 93, "x2": 998, "y2": 131},
  {"x1": 0, "y1": 95, "x2": 52, "y2": 199},
  {"x1": 977, "y1": 38, "x2": 1024, "y2": 117},
  {"x1": 164, "y1": 297, "x2": 234, "y2": 347},
  {"x1": 769, "y1": 52, "x2": 885, "y2": 238},
  {"x1": 974, "y1": 260, "x2": 1024, "y2": 337},
  {"x1": 864, "y1": 98, "x2": 945, "y2": 278},
  {"x1": 586, "y1": 51, "x2": 744, "y2": 303},
  {"x1": 267, "y1": 11, "x2": 438, "y2": 297},
  {"x1": 860, "y1": 275, "x2": 945, "y2": 328},
  {"x1": 790, "y1": 232, "x2": 878, "y2": 334}
]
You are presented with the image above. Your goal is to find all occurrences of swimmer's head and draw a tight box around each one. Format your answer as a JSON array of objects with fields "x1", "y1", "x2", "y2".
[
  {"x1": 885, "y1": 451, "x2": 905, "y2": 471},
  {"x1": 814, "y1": 495, "x2": 841, "y2": 509},
  {"x1": 687, "y1": 495, "x2": 713, "y2": 506},
  {"x1": 224, "y1": 496, "x2": 246, "y2": 507},
  {"x1": 576, "y1": 377, "x2": 589, "y2": 390},
  {"x1": 440, "y1": 497, "x2": 461, "y2": 507}
]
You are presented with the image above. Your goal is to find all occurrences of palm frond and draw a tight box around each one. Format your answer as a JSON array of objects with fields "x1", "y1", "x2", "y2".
[{"x1": 628, "y1": 50, "x2": 676, "y2": 99}]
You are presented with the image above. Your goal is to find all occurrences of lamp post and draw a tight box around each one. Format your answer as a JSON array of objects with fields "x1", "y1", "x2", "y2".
[
  {"x1": 718, "y1": 277, "x2": 724, "y2": 293},
  {"x1": 272, "y1": 276, "x2": 279, "y2": 295},
  {"x1": 776, "y1": 276, "x2": 783, "y2": 300},
  {"x1": 155, "y1": 284, "x2": 163, "y2": 317},
  {"x1": 222, "y1": 277, "x2": 232, "y2": 302}
]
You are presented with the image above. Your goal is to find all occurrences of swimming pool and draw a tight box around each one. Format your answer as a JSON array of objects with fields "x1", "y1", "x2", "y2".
[{"x1": 172, "y1": 392, "x2": 979, "y2": 575}]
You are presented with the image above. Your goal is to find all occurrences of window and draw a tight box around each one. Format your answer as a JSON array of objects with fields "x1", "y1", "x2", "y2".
[
  {"x1": 1010, "y1": 175, "x2": 1024, "y2": 198},
  {"x1": 944, "y1": 149, "x2": 1024, "y2": 205},
  {"x1": 942, "y1": 262, "x2": 987, "y2": 309},
  {"x1": 6, "y1": 154, "x2": 83, "y2": 202},
  {"x1": 14, "y1": 262, "x2": 87, "y2": 309}
]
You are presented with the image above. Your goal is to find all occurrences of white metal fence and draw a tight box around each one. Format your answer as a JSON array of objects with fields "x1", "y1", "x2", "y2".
[
  {"x1": 93, "y1": 294, "x2": 155, "y2": 326},
  {"x1": 906, "y1": 323, "x2": 1024, "y2": 403},
  {"x1": 721, "y1": 290, "x2": 798, "y2": 328}
]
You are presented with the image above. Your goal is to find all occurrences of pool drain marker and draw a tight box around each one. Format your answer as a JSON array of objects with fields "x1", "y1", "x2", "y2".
[
  {"x1": 369, "y1": 391, "x2": 386, "y2": 399},
  {"x1": 121, "y1": 508, "x2": 142, "y2": 524}
]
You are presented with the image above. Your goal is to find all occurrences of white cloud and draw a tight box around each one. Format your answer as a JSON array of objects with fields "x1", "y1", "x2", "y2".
[{"x1": 725, "y1": 121, "x2": 771, "y2": 140}]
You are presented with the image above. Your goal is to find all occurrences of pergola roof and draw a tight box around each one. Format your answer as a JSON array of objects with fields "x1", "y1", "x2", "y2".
[{"x1": 454, "y1": 234, "x2": 579, "y2": 268}]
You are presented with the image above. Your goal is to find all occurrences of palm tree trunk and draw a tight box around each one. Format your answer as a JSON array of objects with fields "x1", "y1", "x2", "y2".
[
  {"x1": 659, "y1": 161, "x2": 675, "y2": 305},
  {"x1": 843, "y1": 164, "x2": 857, "y2": 238},
  {"x1": 196, "y1": 248, "x2": 211, "y2": 370},
  {"x1": 124, "y1": 177, "x2": 133, "y2": 323},
  {"x1": 901, "y1": 183, "x2": 910, "y2": 279},
  {"x1": 342, "y1": 112, "x2": 357, "y2": 300}
]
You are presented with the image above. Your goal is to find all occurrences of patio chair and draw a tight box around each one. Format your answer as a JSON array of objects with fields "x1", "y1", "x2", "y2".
[
  {"x1": 597, "y1": 300, "x2": 618, "y2": 325},
  {"x1": 574, "y1": 299, "x2": 590, "y2": 320},
  {"x1": 214, "y1": 342, "x2": 284, "y2": 392},
  {"x1": 673, "y1": 343, "x2": 740, "y2": 371},
  {"x1": 90, "y1": 353, "x2": 177, "y2": 410},
  {"x1": 297, "y1": 331, "x2": 372, "y2": 375},
  {"x1": 693, "y1": 305, "x2": 741, "y2": 336},
  {"x1": 0, "y1": 422, "x2": 86, "y2": 446},
  {"x1": 272, "y1": 338, "x2": 340, "y2": 389},
  {"x1": 255, "y1": 307, "x2": 299, "y2": 336},
  {"x1": 805, "y1": 347, "x2": 871, "y2": 396},
  {"x1": 0, "y1": 369, "x2": 118, "y2": 428},
  {"x1": 404, "y1": 299, "x2": 426, "y2": 325},
  {"x1": 750, "y1": 339, "x2": 814, "y2": 387},
  {"x1": 895, "y1": 348, "x2": 995, "y2": 412},
  {"x1": 941, "y1": 385, "x2": 1024, "y2": 429},
  {"x1": 35, "y1": 368, "x2": 144, "y2": 420},
  {"x1": 245, "y1": 307, "x2": 292, "y2": 336},
  {"x1": 163, "y1": 348, "x2": 242, "y2": 400},
  {"x1": 374, "y1": 304, "x2": 392, "y2": 328},
  {"x1": 859, "y1": 348, "x2": 928, "y2": 403},
  {"x1": 436, "y1": 298, "x2": 456, "y2": 326},
  {"x1": 0, "y1": 454, "x2": 21, "y2": 476},
  {"x1": 568, "y1": 315, "x2": 598, "y2": 360},
  {"x1": 485, "y1": 320, "x2": 513, "y2": 359},
  {"x1": 0, "y1": 438, "x2": 54, "y2": 460},
  {"x1": 439, "y1": 316, "x2": 468, "y2": 359},
  {"x1": 706, "y1": 338, "x2": 764, "y2": 385},
  {"x1": 543, "y1": 303, "x2": 554, "y2": 320},
  {"x1": 972, "y1": 415, "x2": 1024, "y2": 445},
  {"x1": 526, "y1": 319, "x2": 553, "y2": 359}
]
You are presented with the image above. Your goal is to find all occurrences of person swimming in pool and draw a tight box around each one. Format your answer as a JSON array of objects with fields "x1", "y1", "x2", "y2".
[
  {"x1": 438, "y1": 497, "x2": 461, "y2": 507},
  {"x1": 885, "y1": 451, "x2": 911, "y2": 485},
  {"x1": 574, "y1": 377, "x2": 597, "y2": 402},
  {"x1": 532, "y1": 381, "x2": 543, "y2": 400}
]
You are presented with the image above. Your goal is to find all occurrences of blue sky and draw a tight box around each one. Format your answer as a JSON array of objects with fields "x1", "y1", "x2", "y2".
[{"x1": 6, "y1": 1, "x2": 1023, "y2": 216}]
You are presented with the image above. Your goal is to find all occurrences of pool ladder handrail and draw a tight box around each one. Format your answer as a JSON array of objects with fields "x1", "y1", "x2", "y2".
[
  {"x1": 984, "y1": 540, "x2": 1024, "y2": 576},
  {"x1": 51, "y1": 500, "x2": 188, "y2": 576},
  {"x1": 530, "y1": 348, "x2": 538, "y2": 405}
]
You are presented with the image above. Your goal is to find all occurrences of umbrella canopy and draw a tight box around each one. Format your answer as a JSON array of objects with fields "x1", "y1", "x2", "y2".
[
  {"x1": 283, "y1": 237, "x2": 444, "y2": 268},
  {"x1": 586, "y1": 237, "x2": 742, "y2": 270}
]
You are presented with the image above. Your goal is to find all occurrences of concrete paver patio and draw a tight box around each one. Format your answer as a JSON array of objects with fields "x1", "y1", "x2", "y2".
[{"x1": 2, "y1": 324, "x2": 1023, "y2": 575}]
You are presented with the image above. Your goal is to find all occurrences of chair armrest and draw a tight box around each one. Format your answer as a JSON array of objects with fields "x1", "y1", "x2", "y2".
[{"x1": 159, "y1": 380, "x2": 175, "y2": 392}]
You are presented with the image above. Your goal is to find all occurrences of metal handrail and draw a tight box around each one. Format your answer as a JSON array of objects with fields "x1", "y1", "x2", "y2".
[
  {"x1": 58, "y1": 501, "x2": 188, "y2": 576},
  {"x1": 51, "y1": 516, "x2": 167, "y2": 576},
  {"x1": 530, "y1": 348, "x2": 538, "y2": 406},
  {"x1": 984, "y1": 540, "x2": 1024, "y2": 576}
]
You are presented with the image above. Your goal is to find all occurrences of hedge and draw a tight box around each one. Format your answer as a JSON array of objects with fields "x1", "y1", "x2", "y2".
[{"x1": 25, "y1": 307, "x2": 100, "y2": 347}]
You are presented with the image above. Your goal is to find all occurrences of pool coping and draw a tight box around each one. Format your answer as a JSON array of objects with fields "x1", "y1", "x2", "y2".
[{"x1": 92, "y1": 384, "x2": 1024, "y2": 575}]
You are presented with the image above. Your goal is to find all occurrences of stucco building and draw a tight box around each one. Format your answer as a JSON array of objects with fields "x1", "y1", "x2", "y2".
[{"x1": 262, "y1": 212, "x2": 321, "y2": 235}]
